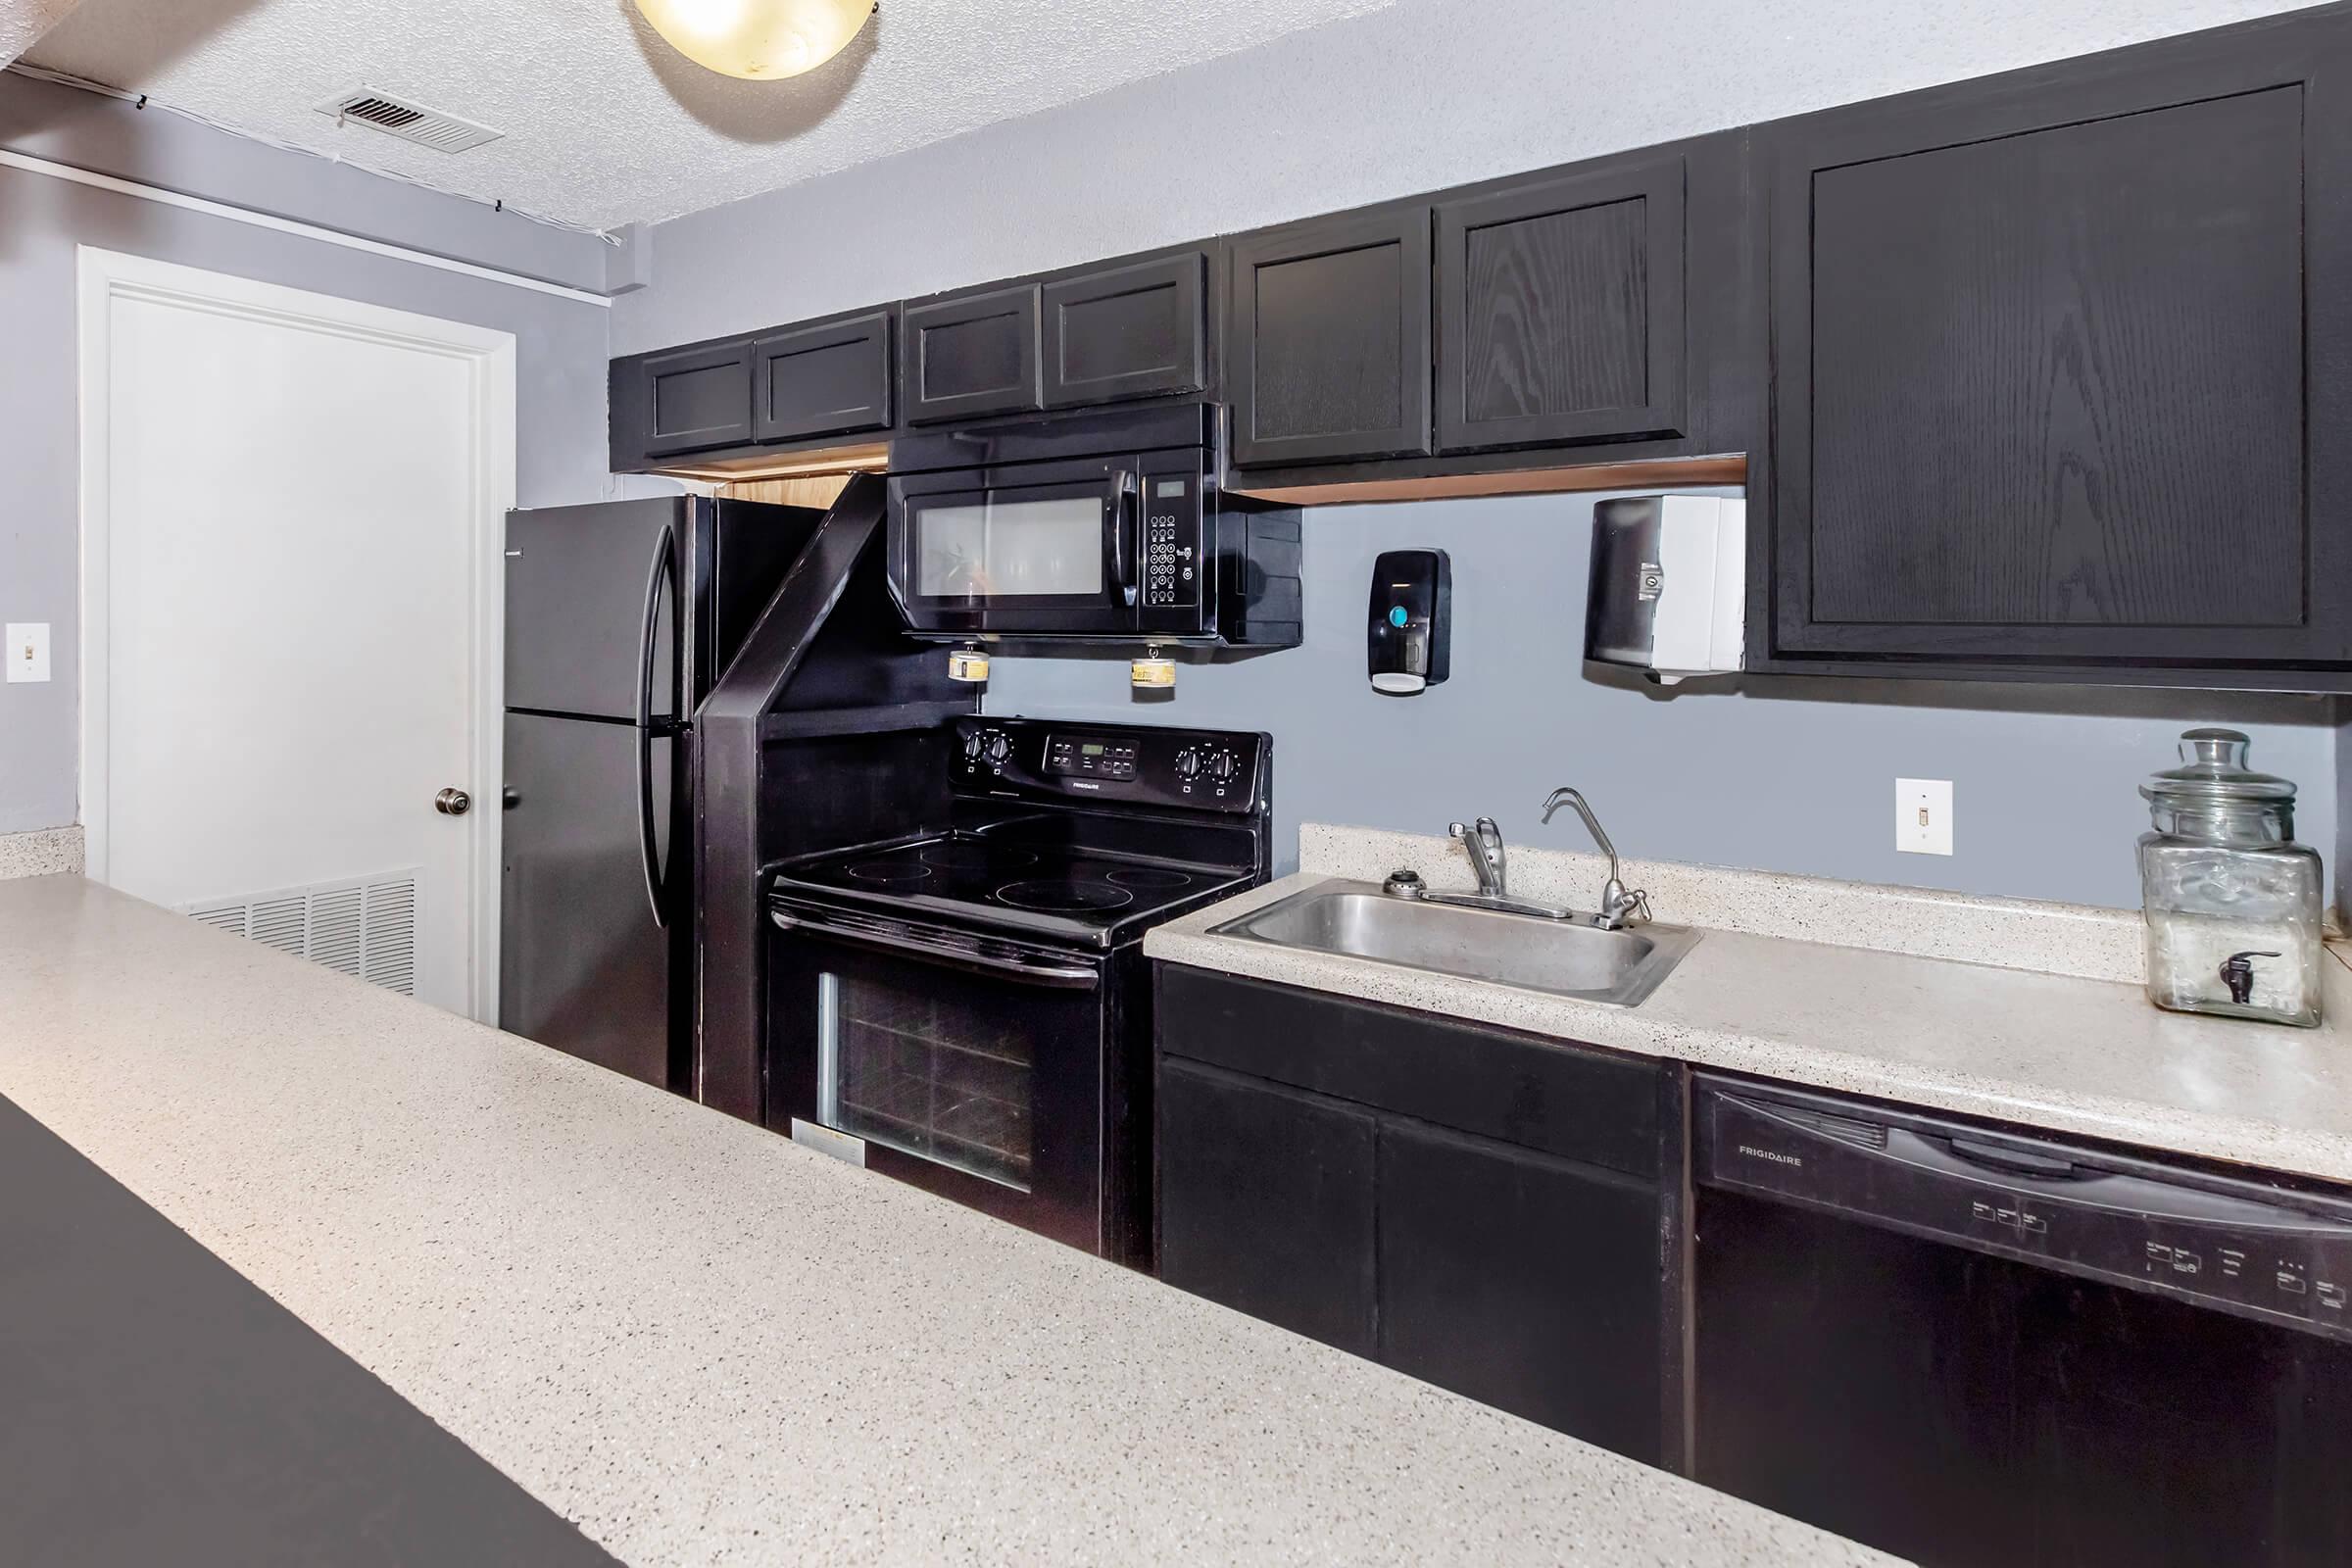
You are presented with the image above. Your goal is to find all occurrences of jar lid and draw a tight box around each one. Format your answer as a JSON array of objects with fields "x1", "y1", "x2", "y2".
[{"x1": 2140, "y1": 728, "x2": 2297, "y2": 807}]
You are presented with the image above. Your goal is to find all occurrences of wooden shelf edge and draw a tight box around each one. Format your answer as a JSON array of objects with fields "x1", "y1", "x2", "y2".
[{"x1": 1228, "y1": 456, "x2": 1747, "y2": 506}]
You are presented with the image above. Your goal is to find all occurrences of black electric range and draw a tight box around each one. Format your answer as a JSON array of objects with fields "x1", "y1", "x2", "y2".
[
  {"x1": 769, "y1": 833, "x2": 1253, "y2": 950},
  {"x1": 762, "y1": 715, "x2": 1271, "y2": 1264}
]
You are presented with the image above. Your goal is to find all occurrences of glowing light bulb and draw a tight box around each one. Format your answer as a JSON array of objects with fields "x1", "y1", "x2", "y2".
[{"x1": 633, "y1": 0, "x2": 873, "y2": 81}]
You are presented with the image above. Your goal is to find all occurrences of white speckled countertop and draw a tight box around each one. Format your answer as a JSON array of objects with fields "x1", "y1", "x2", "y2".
[
  {"x1": 1148, "y1": 827, "x2": 2352, "y2": 1186},
  {"x1": 0, "y1": 874, "x2": 1898, "y2": 1568}
]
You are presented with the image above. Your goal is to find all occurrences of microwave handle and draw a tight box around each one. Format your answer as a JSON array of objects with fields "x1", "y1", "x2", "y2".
[{"x1": 1110, "y1": 469, "x2": 1138, "y2": 606}]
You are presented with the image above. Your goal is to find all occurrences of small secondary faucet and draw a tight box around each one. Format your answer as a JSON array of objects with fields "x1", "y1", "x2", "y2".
[
  {"x1": 1540, "y1": 787, "x2": 1649, "y2": 930},
  {"x1": 1447, "y1": 816, "x2": 1508, "y2": 898}
]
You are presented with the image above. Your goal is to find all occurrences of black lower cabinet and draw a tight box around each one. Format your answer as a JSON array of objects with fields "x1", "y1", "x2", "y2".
[
  {"x1": 1154, "y1": 965, "x2": 1678, "y2": 1464},
  {"x1": 1157, "y1": 1059, "x2": 1376, "y2": 1354},
  {"x1": 1378, "y1": 1121, "x2": 1663, "y2": 1457}
]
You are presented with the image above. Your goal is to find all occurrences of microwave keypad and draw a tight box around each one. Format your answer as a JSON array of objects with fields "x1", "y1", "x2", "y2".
[{"x1": 1145, "y1": 479, "x2": 1198, "y2": 608}]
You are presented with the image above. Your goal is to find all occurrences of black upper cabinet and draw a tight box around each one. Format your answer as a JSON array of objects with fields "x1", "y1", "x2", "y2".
[
  {"x1": 1436, "y1": 151, "x2": 1688, "y2": 453},
  {"x1": 1229, "y1": 208, "x2": 1434, "y2": 466},
  {"x1": 751, "y1": 311, "x2": 893, "y2": 443},
  {"x1": 1041, "y1": 253, "x2": 1207, "y2": 409},
  {"x1": 631, "y1": 340, "x2": 756, "y2": 458},
  {"x1": 1768, "y1": 16, "x2": 2352, "y2": 669},
  {"x1": 901, "y1": 283, "x2": 1044, "y2": 424}
]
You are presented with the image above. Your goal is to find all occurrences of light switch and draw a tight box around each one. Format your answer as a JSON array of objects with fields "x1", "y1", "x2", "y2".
[
  {"x1": 1896, "y1": 778, "x2": 1954, "y2": 856},
  {"x1": 5, "y1": 623, "x2": 49, "y2": 684}
]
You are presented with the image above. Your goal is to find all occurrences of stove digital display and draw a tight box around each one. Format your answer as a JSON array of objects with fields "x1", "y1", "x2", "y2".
[{"x1": 1045, "y1": 734, "x2": 1138, "y2": 781}]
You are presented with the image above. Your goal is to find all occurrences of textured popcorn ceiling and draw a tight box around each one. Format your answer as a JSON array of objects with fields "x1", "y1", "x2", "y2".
[
  {"x1": 24, "y1": 0, "x2": 1403, "y2": 228},
  {"x1": 2, "y1": 0, "x2": 88, "y2": 66}
]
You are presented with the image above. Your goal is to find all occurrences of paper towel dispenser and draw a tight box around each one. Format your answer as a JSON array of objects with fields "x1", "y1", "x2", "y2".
[{"x1": 1585, "y1": 496, "x2": 1745, "y2": 685}]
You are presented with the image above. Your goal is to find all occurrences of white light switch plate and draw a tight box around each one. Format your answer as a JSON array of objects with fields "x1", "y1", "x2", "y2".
[
  {"x1": 1896, "y1": 777, "x2": 1954, "y2": 856},
  {"x1": 5, "y1": 623, "x2": 49, "y2": 683}
]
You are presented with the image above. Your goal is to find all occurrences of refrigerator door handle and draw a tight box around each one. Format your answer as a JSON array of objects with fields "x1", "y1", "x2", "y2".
[{"x1": 636, "y1": 526, "x2": 678, "y2": 929}]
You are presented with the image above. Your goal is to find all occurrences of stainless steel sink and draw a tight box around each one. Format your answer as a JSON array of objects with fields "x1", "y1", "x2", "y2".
[{"x1": 1210, "y1": 880, "x2": 1699, "y2": 1007}]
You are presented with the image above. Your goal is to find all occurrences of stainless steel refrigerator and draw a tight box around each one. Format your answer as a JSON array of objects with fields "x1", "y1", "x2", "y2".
[{"x1": 500, "y1": 497, "x2": 815, "y2": 1089}]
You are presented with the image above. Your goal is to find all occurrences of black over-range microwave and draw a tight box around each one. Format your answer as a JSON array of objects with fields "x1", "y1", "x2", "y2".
[{"x1": 885, "y1": 404, "x2": 1302, "y2": 647}]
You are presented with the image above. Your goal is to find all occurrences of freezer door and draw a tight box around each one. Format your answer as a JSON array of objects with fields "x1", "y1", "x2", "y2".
[
  {"x1": 500, "y1": 710, "x2": 678, "y2": 1089},
  {"x1": 505, "y1": 500, "x2": 681, "y2": 721}
]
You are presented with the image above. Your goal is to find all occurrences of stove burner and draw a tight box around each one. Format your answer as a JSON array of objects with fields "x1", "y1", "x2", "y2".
[
  {"x1": 1104, "y1": 866, "x2": 1191, "y2": 890},
  {"x1": 996, "y1": 879, "x2": 1136, "y2": 912},
  {"x1": 919, "y1": 841, "x2": 1035, "y2": 871},
  {"x1": 847, "y1": 860, "x2": 933, "y2": 884}
]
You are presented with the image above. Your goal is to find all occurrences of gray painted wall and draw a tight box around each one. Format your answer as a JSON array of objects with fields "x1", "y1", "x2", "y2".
[
  {"x1": 982, "y1": 495, "x2": 2344, "y2": 912},
  {"x1": 0, "y1": 74, "x2": 615, "y2": 833},
  {"x1": 613, "y1": 0, "x2": 2320, "y2": 351}
]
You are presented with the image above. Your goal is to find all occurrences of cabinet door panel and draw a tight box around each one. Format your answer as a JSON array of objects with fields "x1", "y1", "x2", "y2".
[
  {"x1": 1230, "y1": 210, "x2": 1433, "y2": 466},
  {"x1": 753, "y1": 312, "x2": 893, "y2": 442},
  {"x1": 1437, "y1": 153, "x2": 1687, "y2": 452},
  {"x1": 1156, "y1": 1059, "x2": 1377, "y2": 1356},
  {"x1": 1378, "y1": 1121, "x2": 1665, "y2": 1461},
  {"x1": 901, "y1": 285, "x2": 1042, "y2": 424},
  {"x1": 637, "y1": 340, "x2": 755, "y2": 457},
  {"x1": 1771, "y1": 23, "x2": 2352, "y2": 667},
  {"x1": 1042, "y1": 255, "x2": 1206, "y2": 408},
  {"x1": 1157, "y1": 966, "x2": 1661, "y2": 1179}
]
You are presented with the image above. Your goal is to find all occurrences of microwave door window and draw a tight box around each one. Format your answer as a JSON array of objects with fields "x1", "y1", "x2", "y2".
[{"x1": 917, "y1": 496, "x2": 1104, "y2": 600}]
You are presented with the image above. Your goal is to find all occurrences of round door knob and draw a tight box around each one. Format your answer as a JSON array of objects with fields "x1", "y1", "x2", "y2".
[{"x1": 434, "y1": 787, "x2": 472, "y2": 816}]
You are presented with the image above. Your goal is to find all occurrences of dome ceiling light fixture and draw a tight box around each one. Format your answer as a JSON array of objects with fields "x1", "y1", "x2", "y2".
[{"x1": 633, "y1": 0, "x2": 877, "y2": 82}]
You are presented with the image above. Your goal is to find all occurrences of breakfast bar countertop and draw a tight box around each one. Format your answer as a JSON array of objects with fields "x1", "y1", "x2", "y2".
[{"x1": 0, "y1": 872, "x2": 1900, "y2": 1568}]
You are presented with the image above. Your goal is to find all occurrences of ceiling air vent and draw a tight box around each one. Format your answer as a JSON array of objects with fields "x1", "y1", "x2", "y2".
[{"x1": 316, "y1": 86, "x2": 502, "y2": 154}]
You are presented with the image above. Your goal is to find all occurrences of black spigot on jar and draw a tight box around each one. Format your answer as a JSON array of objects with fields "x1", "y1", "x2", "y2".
[{"x1": 2219, "y1": 951, "x2": 2280, "y2": 1006}]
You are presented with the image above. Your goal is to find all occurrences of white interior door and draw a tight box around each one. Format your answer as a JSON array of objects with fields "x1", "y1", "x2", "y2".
[{"x1": 79, "y1": 250, "x2": 514, "y2": 1018}]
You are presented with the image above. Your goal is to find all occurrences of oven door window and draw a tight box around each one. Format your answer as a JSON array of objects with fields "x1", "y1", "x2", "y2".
[
  {"x1": 817, "y1": 967, "x2": 1038, "y2": 1191},
  {"x1": 768, "y1": 916, "x2": 1109, "y2": 1250}
]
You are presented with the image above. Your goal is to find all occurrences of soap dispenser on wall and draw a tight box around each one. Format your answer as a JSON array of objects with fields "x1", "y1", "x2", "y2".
[{"x1": 1368, "y1": 549, "x2": 1450, "y2": 695}]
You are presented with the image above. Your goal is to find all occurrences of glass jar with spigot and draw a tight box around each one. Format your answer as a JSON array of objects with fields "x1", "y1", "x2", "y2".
[{"x1": 2137, "y1": 728, "x2": 2323, "y2": 1027}]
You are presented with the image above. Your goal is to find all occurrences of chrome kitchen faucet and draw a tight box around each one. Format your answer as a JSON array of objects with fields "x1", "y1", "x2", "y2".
[{"x1": 1540, "y1": 787, "x2": 1650, "y2": 930}]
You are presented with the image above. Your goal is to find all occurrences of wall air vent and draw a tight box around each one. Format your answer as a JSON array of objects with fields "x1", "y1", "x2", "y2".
[
  {"x1": 180, "y1": 869, "x2": 420, "y2": 997},
  {"x1": 315, "y1": 86, "x2": 502, "y2": 154}
]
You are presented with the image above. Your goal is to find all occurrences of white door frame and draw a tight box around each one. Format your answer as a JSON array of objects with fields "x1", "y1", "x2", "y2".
[{"x1": 76, "y1": 247, "x2": 516, "y2": 1022}]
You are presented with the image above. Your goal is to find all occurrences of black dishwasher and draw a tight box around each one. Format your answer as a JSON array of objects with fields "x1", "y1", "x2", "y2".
[{"x1": 1692, "y1": 1074, "x2": 2352, "y2": 1568}]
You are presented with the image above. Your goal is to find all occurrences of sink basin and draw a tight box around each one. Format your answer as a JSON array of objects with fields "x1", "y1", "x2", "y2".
[{"x1": 1210, "y1": 880, "x2": 1700, "y2": 1007}]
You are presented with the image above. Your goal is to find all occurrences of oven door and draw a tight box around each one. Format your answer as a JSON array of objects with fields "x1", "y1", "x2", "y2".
[
  {"x1": 765, "y1": 904, "x2": 1108, "y2": 1250},
  {"x1": 886, "y1": 459, "x2": 1139, "y2": 635}
]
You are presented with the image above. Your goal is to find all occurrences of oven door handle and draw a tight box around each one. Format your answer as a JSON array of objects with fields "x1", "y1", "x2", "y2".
[{"x1": 769, "y1": 907, "x2": 1103, "y2": 989}]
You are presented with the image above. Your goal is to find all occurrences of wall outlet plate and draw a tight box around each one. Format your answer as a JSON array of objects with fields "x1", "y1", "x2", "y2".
[
  {"x1": 1896, "y1": 777, "x2": 1954, "y2": 856},
  {"x1": 5, "y1": 622, "x2": 49, "y2": 683}
]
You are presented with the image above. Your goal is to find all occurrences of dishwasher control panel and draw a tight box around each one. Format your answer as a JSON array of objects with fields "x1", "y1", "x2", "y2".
[{"x1": 1695, "y1": 1076, "x2": 2352, "y2": 1344}]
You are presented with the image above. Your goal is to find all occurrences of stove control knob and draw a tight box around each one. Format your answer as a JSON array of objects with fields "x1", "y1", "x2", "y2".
[
  {"x1": 985, "y1": 732, "x2": 1011, "y2": 763},
  {"x1": 1209, "y1": 751, "x2": 1240, "y2": 783},
  {"x1": 963, "y1": 731, "x2": 985, "y2": 760},
  {"x1": 1174, "y1": 748, "x2": 1201, "y2": 779}
]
